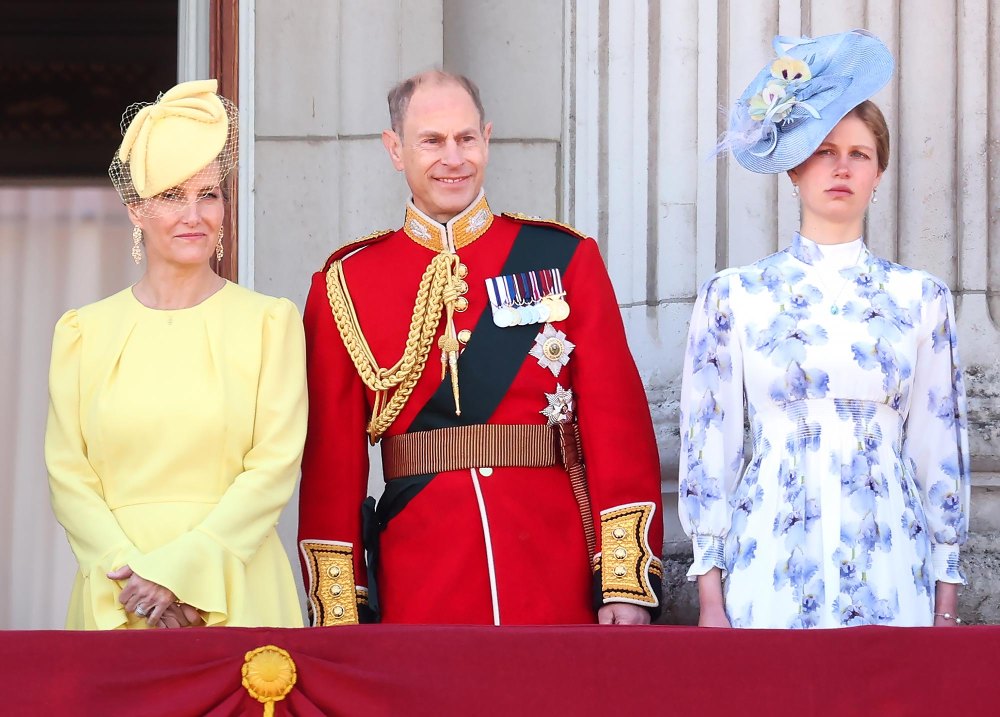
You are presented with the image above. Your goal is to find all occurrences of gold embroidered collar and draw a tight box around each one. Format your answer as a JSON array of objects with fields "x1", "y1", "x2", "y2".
[{"x1": 403, "y1": 190, "x2": 493, "y2": 252}]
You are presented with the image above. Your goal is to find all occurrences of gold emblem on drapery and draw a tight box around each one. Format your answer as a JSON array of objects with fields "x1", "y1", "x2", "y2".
[{"x1": 242, "y1": 645, "x2": 297, "y2": 716}]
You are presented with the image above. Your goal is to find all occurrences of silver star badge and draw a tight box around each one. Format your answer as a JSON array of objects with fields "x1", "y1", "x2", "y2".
[
  {"x1": 540, "y1": 383, "x2": 575, "y2": 426},
  {"x1": 529, "y1": 323, "x2": 575, "y2": 377}
]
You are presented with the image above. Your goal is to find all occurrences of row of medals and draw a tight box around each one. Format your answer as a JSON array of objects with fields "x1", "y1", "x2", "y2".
[{"x1": 493, "y1": 293, "x2": 571, "y2": 327}]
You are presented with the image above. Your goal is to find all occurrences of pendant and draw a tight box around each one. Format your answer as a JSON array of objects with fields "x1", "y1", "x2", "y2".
[
  {"x1": 547, "y1": 297, "x2": 571, "y2": 322},
  {"x1": 830, "y1": 305, "x2": 839, "y2": 315},
  {"x1": 493, "y1": 306, "x2": 514, "y2": 327}
]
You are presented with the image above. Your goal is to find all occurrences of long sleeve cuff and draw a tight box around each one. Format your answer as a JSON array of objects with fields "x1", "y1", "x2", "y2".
[
  {"x1": 597, "y1": 503, "x2": 660, "y2": 608},
  {"x1": 84, "y1": 544, "x2": 144, "y2": 630},
  {"x1": 931, "y1": 542, "x2": 965, "y2": 584},
  {"x1": 299, "y1": 540, "x2": 362, "y2": 626},
  {"x1": 687, "y1": 534, "x2": 726, "y2": 581},
  {"x1": 128, "y1": 528, "x2": 247, "y2": 625}
]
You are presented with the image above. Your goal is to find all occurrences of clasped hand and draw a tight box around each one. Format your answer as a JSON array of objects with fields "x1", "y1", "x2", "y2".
[
  {"x1": 107, "y1": 565, "x2": 204, "y2": 628},
  {"x1": 597, "y1": 603, "x2": 651, "y2": 625}
]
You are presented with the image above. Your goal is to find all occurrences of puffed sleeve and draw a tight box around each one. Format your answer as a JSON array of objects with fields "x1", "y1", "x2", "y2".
[
  {"x1": 678, "y1": 272, "x2": 746, "y2": 580},
  {"x1": 126, "y1": 298, "x2": 308, "y2": 623},
  {"x1": 901, "y1": 278, "x2": 970, "y2": 584},
  {"x1": 46, "y1": 310, "x2": 143, "y2": 629}
]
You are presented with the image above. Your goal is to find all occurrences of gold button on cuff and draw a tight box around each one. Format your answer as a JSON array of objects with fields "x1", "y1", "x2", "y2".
[
  {"x1": 599, "y1": 503, "x2": 657, "y2": 607},
  {"x1": 458, "y1": 329, "x2": 472, "y2": 344},
  {"x1": 301, "y1": 541, "x2": 360, "y2": 626},
  {"x1": 332, "y1": 606, "x2": 345, "y2": 618}
]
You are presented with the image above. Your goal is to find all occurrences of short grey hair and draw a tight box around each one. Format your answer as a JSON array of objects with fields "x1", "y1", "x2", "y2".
[{"x1": 387, "y1": 70, "x2": 486, "y2": 136}]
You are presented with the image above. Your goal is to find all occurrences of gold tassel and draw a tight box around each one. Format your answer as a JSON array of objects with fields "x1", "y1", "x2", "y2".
[
  {"x1": 438, "y1": 258, "x2": 465, "y2": 416},
  {"x1": 438, "y1": 329, "x2": 461, "y2": 416}
]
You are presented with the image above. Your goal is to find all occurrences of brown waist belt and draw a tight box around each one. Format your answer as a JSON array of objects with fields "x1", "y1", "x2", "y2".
[{"x1": 380, "y1": 423, "x2": 581, "y2": 480}]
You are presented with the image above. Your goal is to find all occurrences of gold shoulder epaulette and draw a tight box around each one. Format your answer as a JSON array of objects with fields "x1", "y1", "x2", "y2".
[
  {"x1": 322, "y1": 229, "x2": 395, "y2": 271},
  {"x1": 502, "y1": 212, "x2": 588, "y2": 241}
]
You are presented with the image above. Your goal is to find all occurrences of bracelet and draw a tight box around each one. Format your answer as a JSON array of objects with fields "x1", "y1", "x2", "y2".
[{"x1": 934, "y1": 612, "x2": 963, "y2": 624}]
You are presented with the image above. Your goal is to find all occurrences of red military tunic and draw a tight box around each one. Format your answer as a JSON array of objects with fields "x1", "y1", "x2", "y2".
[{"x1": 298, "y1": 192, "x2": 663, "y2": 625}]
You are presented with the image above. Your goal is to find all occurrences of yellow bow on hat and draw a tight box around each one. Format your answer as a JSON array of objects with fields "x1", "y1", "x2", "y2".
[{"x1": 117, "y1": 79, "x2": 230, "y2": 199}]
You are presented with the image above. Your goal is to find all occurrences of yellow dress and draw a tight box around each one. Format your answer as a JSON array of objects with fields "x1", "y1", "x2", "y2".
[{"x1": 45, "y1": 281, "x2": 307, "y2": 629}]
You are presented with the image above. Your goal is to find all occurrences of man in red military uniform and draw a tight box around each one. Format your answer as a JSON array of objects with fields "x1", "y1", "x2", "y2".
[{"x1": 298, "y1": 71, "x2": 663, "y2": 625}]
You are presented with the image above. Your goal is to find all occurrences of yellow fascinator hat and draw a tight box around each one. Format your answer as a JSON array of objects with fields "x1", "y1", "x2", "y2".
[{"x1": 109, "y1": 79, "x2": 238, "y2": 216}]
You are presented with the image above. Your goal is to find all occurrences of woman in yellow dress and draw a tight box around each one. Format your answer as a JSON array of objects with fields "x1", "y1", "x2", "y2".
[{"x1": 45, "y1": 80, "x2": 307, "y2": 629}]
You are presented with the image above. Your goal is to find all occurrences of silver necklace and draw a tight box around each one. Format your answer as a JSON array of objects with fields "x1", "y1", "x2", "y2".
[{"x1": 813, "y1": 242, "x2": 865, "y2": 315}]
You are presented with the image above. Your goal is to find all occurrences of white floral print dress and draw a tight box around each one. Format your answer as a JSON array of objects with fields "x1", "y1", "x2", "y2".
[{"x1": 678, "y1": 233, "x2": 970, "y2": 628}]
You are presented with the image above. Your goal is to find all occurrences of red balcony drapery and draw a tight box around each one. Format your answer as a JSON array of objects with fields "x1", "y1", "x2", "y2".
[{"x1": 5, "y1": 624, "x2": 996, "y2": 715}]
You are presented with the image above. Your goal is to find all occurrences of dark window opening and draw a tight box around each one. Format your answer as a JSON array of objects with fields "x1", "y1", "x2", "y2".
[{"x1": 0, "y1": 0, "x2": 178, "y2": 179}]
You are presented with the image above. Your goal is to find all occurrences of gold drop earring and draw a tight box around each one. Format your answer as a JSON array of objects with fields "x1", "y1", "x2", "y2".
[
  {"x1": 131, "y1": 226, "x2": 143, "y2": 264},
  {"x1": 216, "y1": 228, "x2": 225, "y2": 261}
]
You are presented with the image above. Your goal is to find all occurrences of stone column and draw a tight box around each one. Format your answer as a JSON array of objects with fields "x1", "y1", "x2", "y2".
[
  {"x1": 564, "y1": 0, "x2": 1000, "y2": 623},
  {"x1": 254, "y1": 0, "x2": 443, "y2": 306}
]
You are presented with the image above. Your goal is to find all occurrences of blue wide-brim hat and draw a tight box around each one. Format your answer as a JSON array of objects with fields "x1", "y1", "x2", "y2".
[{"x1": 719, "y1": 29, "x2": 894, "y2": 174}]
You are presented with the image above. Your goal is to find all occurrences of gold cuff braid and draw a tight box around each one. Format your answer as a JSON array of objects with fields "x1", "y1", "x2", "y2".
[
  {"x1": 300, "y1": 541, "x2": 360, "y2": 626},
  {"x1": 599, "y1": 502, "x2": 659, "y2": 607}
]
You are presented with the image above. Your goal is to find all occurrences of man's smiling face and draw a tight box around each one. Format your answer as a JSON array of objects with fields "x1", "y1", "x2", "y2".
[{"x1": 384, "y1": 81, "x2": 492, "y2": 223}]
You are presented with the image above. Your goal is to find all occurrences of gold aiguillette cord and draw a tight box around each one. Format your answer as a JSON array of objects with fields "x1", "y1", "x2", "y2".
[{"x1": 327, "y1": 252, "x2": 463, "y2": 443}]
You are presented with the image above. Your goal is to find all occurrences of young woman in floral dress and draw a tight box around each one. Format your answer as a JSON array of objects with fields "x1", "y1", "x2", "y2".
[{"x1": 679, "y1": 30, "x2": 969, "y2": 628}]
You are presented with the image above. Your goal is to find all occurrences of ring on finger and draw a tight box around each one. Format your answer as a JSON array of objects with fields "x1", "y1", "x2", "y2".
[{"x1": 135, "y1": 603, "x2": 149, "y2": 618}]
